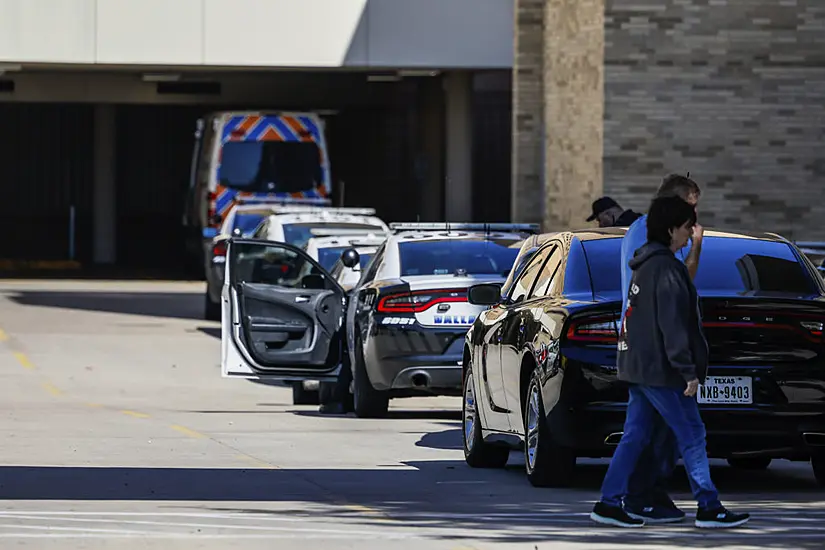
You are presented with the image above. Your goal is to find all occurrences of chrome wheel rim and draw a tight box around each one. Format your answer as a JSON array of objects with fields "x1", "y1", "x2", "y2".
[
  {"x1": 526, "y1": 383, "x2": 540, "y2": 470},
  {"x1": 463, "y1": 371, "x2": 476, "y2": 452}
]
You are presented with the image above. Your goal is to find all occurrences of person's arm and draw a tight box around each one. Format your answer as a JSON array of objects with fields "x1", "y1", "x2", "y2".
[
  {"x1": 655, "y1": 266, "x2": 698, "y2": 385},
  {"x1": 684, "y1": 223, "x2": 704, "y2": 280}
]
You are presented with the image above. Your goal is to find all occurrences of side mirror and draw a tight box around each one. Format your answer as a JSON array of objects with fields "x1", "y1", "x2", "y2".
[
  {"x1": 340, "y1": 248, "x2": 360, "y2": 269},
  {"x1": 468, "y1": 283, "x2": 503, "y2": 306},
  {"x1": 202, "y1": 227, "x2": 218, "y2": 239}
]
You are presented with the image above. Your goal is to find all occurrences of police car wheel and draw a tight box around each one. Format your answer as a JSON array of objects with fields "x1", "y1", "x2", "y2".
[
  {"x1": 463, "y1": 362, "x2": 510, "y2": 468},
  {"x1": 204, "y1": 292, "x2": 221, "y2": 321},
  {"x1": 524, "y1": 371, "x2": 575, "y2": 488},
  {"x1": 352, "y1": 336, "x2": 389, "y2": 418}
]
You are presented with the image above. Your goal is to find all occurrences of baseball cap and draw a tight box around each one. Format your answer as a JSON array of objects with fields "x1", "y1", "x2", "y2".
[{"x1": 586, "y1": 197, "x2": 620, "y2": 222}]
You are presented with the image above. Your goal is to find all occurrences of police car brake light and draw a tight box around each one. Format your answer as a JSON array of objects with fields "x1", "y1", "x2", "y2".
[
  {"x1": 565, "y1": 314, "x2": 619, "y2": 344},
  {"x1": 377, "y1": 288, "x2": 467, "y2": 313},
  {"x1": 389, "y1": 223, "x2": 540, "y2": 234}
]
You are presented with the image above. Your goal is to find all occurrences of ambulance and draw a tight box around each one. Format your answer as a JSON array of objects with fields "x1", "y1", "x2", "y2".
[{"x1": 183, "y1": 111, "x2": 333, "y2": 273}]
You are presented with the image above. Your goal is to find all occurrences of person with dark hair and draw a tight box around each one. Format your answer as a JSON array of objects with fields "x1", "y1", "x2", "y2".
[
  {"x1": 616, "y1": 173, "x2": 704, "y2": 524},
  {"x1": 591, "y1": 196, "x2": 749, "y2": 529},
  {"x1": 587, "y1": 197, "x2": 642, "y2": 227}
]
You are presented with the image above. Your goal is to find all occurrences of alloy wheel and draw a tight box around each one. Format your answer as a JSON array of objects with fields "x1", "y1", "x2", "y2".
[
  {"x1": 463, "y1": 371, "x2": 476, "y2": 452},
  {"x1": 525, "y1": 383, "x2": 541, "y2": 471}
]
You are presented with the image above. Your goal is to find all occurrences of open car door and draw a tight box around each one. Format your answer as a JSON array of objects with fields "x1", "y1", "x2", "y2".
[{"x1": 221, "y1": 238, "x2": 346, "y2": 381}]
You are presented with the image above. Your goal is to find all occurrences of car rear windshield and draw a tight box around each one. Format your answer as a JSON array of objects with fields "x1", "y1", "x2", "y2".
[
  {"x1": 218, "y1": 141, "x2": 323, "y2": 193},
  {"x1": 398, "y1": 238, "x2": 521, "y2": 277},
  {"x1": 318, "y1": 246, "x2": 350, "y2": 271},
  {"x1": 282, "y1": 223, "x2": 385, "y2": 249},
  {"x1": 232, "y1": 212, "x2": 266, "y2": 236},
  {"x1": 581, "y1": 237, "x2": 817, "y2": 295}
]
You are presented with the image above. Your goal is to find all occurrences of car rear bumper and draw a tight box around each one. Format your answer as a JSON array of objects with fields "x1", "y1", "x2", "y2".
[
  {"x1": 362, "y1": 324, "x2": 466, "y2": 393},
  {"x1": 561, "y1": 405, "x2": 825, "y2": 460}
]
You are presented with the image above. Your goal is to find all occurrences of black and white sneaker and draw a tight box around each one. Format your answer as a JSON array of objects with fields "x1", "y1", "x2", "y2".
[
  {"x1": 695, "y1": 507, "x2": 750, "y2": 529},
  {"x1": 590, "y1": 501, "x2": 645, "y2": 528}
]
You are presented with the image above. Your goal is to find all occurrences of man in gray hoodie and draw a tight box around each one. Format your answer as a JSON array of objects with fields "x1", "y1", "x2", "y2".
[{"x1": 590, "y1": 195, "x2": 750, "y2": 529}]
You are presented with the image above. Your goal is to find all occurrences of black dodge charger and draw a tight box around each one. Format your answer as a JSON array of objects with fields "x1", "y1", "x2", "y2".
[{"x1": 462, "y1": 227, "x2": 825, "y2": 487}]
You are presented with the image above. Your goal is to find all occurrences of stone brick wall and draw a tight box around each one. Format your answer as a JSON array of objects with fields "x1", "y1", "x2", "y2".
[{"x1": 604, "y1": 0, "x2": 825, "y2": 241}]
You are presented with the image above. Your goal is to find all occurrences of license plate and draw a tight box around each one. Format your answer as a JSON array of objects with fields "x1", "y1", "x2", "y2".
[{"x1": 697, "y1": 376, "x2": 752, "y2": 404}]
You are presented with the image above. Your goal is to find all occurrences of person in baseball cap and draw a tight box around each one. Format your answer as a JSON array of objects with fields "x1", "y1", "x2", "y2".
[{"x1": 587, "y1": 197, "x2": 642, "y2": 227}]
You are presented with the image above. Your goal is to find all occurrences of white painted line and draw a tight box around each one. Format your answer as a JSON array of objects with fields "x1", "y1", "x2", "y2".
[{"x1": 0, "y1": 515, "x2": 414, "y2": 538}]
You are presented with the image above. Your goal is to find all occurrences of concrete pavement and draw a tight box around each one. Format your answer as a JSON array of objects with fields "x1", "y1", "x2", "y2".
[{"x1": 0, "y1": 280, "x2": 822, "y2": 549}]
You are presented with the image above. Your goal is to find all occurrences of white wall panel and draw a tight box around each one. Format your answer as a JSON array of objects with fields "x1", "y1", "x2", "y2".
[
  {"x1": 203, "y1": 0, "x2": 368, "y2": 66},
  {"x1": 0, "y1": 0, "x2": 95, "y2": 63},
  {"x1": 96, "y1": 0, "x2": 204, "y2": 64},
  {"x1": 366, "y1": 0, "x2": 513, "y2": 68}
]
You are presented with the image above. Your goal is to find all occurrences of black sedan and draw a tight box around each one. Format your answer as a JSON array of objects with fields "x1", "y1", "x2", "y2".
[{"x1": 461, "y1": 227, "x2": 825, "y2": 487}]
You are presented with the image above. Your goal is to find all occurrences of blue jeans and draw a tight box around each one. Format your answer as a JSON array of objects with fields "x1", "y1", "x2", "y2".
[
  {"x1": 600, "y1": 385, "x2": 721, "y2": 511},
  {"x1": 625, "y1": 414, "x2": 679, "y2": 509}
]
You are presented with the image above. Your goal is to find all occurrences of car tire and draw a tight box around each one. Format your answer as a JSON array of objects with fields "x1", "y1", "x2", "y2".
[
  {"x1": 352, "y1": 336, "x2": 389, "y2": 418},
  {"x1": 463, "y1": 362, "x2": 510, "y2": 468},
  {"x1": 727, "y1": 457, "x2": 771, "y2": 470},
  {"x1": 204, "y1": 292, "x2": 221, "y2": 321},
  {"x1": 812, "y1": 456, "x2": 825, "y2": 487},
  {"x1": 292, "y1": 382, "x2": 320, "y2": 405},
  {"x1": 524, "y1": 371, "x2": 575, "y2": 488}
]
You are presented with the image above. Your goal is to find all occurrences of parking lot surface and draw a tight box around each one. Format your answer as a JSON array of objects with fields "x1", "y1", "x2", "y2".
[{"x1": 0, "y1": 280, "x2": 822, "y2": 549}]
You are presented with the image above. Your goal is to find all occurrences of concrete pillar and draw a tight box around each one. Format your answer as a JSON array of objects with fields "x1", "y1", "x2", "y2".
[
  {"x1": 512, "y1": 0, "x2": 605, "y2": 231},
  {"x1": 93, "y1": 104, "x2": 116, "y2": 264},
  {"x1": 443, "y1": 71, "x2": 473, "y2": 222}
]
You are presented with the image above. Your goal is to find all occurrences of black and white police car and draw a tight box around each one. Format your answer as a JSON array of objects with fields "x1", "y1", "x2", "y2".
[
  {"x1": 219, "y1": 223, "x2": 537, "y2": 417},
  {"x1": 341, "y1": 223, "x2": 538, "y2": 417}
]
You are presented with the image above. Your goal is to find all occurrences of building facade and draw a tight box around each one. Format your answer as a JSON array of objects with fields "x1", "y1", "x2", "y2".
[{"x1": 514, "y1": 0, "x2": 825, "y2": 241}]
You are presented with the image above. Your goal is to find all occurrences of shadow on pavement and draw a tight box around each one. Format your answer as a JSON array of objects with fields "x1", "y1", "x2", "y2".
[
  {"x1": 6, "y1": 291, "x2": 210, "y2": 321},
  {"x1": 415, "y1": 428, "x2": 463, "y2": 450},
  {"x1": 0, "y1": 460, "x2": 821, "y2": 547},
  {"x1": 196, "y1": 326, "x2": 221, "y2": 339}
]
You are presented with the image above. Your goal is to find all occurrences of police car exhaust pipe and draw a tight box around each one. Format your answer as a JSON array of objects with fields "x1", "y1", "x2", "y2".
[
  {"x1": 411, "y1": 372, "x2": 431, "y2": 388},
  {"x1": 604, "y1": 432, "x2": 623, "y2": 446}
]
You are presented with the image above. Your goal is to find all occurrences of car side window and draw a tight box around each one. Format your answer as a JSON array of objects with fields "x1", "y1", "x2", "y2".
[
  {"x1": 528, "y1": 244, "x2": 562, "y2": 299},
  {"x1": 508, "y1": 246, "x2": 552, "y2": 303},
  {"x1": 252, "y1": 221, "x2": 268, "y2": 239}
]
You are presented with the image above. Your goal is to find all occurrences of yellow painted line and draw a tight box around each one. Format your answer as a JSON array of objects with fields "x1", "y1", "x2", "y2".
[
  {"x1": 0, "y1": 329, "x2": 8, "y2": 342},
  {"x1": 42, "y1": 383, "x2": 63, "y2": 396},
  {"x1": 170, "y1": 425, "x2": 206, "y2": 439},
  {"x1": 12, "y1": 352, "x2": 34, "y2": 370},
  {"x1": 236, "y1": 454, "x2": 280, "y2": 470},
  {"x1": 86, "y1": 402, "x2": 104, "y2": 408},
  {"x1": 120, "y1": 410, "x2": 150, "y2": 419}
]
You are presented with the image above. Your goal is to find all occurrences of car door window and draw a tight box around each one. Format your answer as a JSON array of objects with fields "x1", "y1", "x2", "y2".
[
  {"x1": 507, "y1": 245, "x2": 552, "y2": 303},
  {"x1": 358, "y1": 244, "x2": 385, "y2": 286},
  {"x1": 529, "y1": 244, "x2": 563, "y2": 298},
  {"x1": 231, "y1": 242, "x2": 335, "y2": 291}
]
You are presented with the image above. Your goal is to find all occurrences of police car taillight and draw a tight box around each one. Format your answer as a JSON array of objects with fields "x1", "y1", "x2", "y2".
[
  {"x1": 212, "y1": 241, "x2": 227, "y2": 257},
  {"x1": 377, "y1": 289, "x2": 467, "y2": 313},
  {"x1": 565, "y1": 314, "x2": 619, "y2": 345}
]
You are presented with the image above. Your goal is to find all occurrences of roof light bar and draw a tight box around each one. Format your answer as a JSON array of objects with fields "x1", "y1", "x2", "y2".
[
  {"x1": 389, "y1": 222, "x2": 540, "y2": 234},
  {"x1": 348, "y1": 239, "x2": 386, "y2": 247},
  {"x1": 309, "y1": 228, "x2": 388, "y2": 237}
]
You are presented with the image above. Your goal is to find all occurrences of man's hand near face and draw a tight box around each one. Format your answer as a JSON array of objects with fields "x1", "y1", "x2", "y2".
[{"x1": 685, "y1": 222, "x2": 704, "y2": 280}]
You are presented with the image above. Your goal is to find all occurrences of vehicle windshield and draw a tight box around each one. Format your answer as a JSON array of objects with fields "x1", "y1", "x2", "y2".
[
  {"x1": 318, "y1": 246, "x2": 350, "y2": 271},
  {"x1": 398, "y1": 238, "x2": 521, "y2": 277},
  {"x1": 218, "y1": 141, "x2": 323, "y2": 193},
  {"x1": 232, "y1": 212, "x2": 267, "y2": 236},
  {"x1": 581, "y1": 237, "x2": 817, "y2": 295},
  {"x1": 282, "y1": 223, "x2": 386, "y2": 249}
]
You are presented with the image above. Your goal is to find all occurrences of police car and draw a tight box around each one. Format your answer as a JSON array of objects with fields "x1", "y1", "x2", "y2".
[
  {"x1": 303, "y1": 231, "x2": 389, "y2": 271},
  {"x1": 251, "y1": 207, "x2": 389, "y2": 248},
  {"x1": 219, "y1": 222, "x2": 537, "y2": 418}
]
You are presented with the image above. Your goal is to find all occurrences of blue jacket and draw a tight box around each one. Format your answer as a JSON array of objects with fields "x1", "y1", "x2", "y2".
[{"x1": 620, "y1": 214, "x2": 691, "y2": 325}]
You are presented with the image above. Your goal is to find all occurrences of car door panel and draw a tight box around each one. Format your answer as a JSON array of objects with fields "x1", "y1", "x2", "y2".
[
  {"x1": 222, "y1": 238, "x2": 345, "y2": 381},
  {"x1": 475, "y1": 308, "x2": 512, "y2": 432}
]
